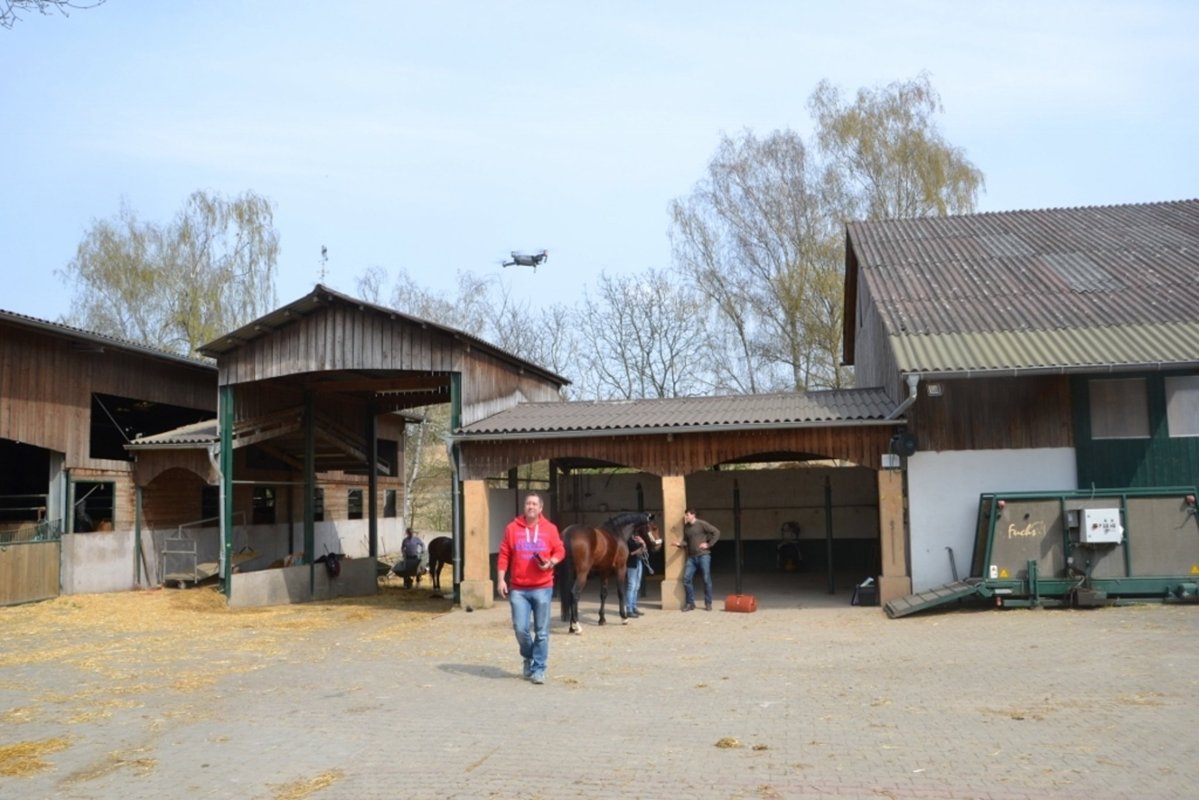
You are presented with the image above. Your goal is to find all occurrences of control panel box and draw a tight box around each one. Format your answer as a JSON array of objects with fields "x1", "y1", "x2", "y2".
[{"x1": 1080, "y1": 508, "x2": 1123, "y2": 544}]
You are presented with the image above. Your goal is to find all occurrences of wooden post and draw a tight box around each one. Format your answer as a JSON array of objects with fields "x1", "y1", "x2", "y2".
[
  {"x1": 877, "y1": 468, "x2": 911, "y2": 604},
  {"x1": 459, "y1": 479, "x2": 493, "y2": 609},
  {"x1": 659, "y1": 475, "x2": 687, "y2": 610}
]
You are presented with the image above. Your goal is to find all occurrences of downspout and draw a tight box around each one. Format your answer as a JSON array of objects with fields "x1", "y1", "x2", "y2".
[{"x1": 886, "y1": 374, "x2": 921, "y2": 420}]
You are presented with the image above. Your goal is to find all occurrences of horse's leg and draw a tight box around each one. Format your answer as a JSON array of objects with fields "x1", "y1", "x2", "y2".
[
  {"x1": 597, "y1": 579, "x2": 607, "y2": 626},
  {"x1": 570, "y1": 574, "x2": 584, "y2": 634},
  {"x1": 617, "y1": 565, "x2": 629, "y2": 623}
]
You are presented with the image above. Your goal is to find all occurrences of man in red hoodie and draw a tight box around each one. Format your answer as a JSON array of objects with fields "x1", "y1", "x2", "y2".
[{"x1": 496, "y1": 493, "x2": 565, "y2": 685}]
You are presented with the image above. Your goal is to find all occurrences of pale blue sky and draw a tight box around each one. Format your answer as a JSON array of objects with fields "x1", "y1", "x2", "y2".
[{"x1": 3, "y1": 1, "x2": 1196, "y2": 324}]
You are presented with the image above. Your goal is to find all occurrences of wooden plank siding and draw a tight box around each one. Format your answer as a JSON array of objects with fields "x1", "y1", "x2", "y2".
[
  {"x1": 848, "y1": 277, "x2": 902, "y2": 399},
  {"x1": 214, "y1": 303, "x2": 562, "y2": 429},
  {"x1": 905, "y1": 375, "x2": 1074, "y2": 453},
  {"x1": 0, "y1": 541, "x2": 60, "y2": 606},
  {"x1": 458, "y1": 425, "x2": 896, "y2": 480},
  {"x1": 0, "y1": 321, "x2": 216, "y2": 469}
]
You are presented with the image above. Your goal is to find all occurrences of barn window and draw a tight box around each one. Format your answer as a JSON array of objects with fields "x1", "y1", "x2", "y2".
[
  {"x1": 348, "y1": 489, "x2": 364, "y2": 520},
  {"x1": 1166, "y1": 375, "x2": 1199, "y2": 437},
  {"x1": 252, "y1": 486, "x2": 276, "y2": 524},
  {"x1": 201, "y1": 486, "x2": 219, "y2": 520},
  {"x1": 89, "y1": 393, "x2": 210, "y2": 462},
  {"x1": 383, "y1": 489, "x2": 397, "y2": 518},
  {"x1": 313, "y1": 488, "x2": 325, "y2": 522},
  {"x1": 1088, "y1": 378, "x2": 1149, "y2": 439},
  {"x1": 72, "y1": 481, "x2": 114, "y2": 532}
]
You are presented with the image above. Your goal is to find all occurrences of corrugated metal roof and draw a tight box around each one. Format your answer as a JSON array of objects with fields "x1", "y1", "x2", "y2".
[
  {"x1": 0, "y1": 308, "x2": 216, "y2": 371},
  {"x1": 126, "y1": 420, "x2": 219, "y2": 448},
  {"x1": 457, "y1": 388, "x2": 897, "y2": 437},
  {"x1": 847, "y1": 199, "x2": 1199, "y2": 374}
]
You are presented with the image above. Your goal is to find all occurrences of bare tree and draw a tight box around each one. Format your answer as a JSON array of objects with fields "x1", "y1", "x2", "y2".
[
  {"x1": 58, "y1": 190, "x2": 279, "y2": 356},
  {"x1": 355, "y1": 265, "x2": 387, "y2": 305},
  {"x1": 1, "y1": 0, "x2": 104, "y2": 28},
  {"x1": 580, "y1": 269, "x2": 711, "y2": 400}
]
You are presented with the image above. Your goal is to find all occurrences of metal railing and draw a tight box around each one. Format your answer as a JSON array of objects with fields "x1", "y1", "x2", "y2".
[{"x1": 0, "y1": 518, "x2": 63, "y2": 545}]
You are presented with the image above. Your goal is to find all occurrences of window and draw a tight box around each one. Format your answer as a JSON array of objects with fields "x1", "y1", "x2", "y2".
[
  {"x1": 312, "y1": 488, "x2": 325, "y2": 523},
  {"x1": 201, "y1": 486, "x2": 219, "y2": 520},
  {"x1": 384, "y1": 489, "x2": 397, "y2": 518},
  {"x1": 1089, "y1": 378, "x2": 1149, "y2": 439},
  {"x1": 348, "y1": 489, "x2": 363, "y2": 520},
  {"x1": 252, "y1": 486, "x2": 276, "y2": 524},
  {"x1": 72, "y1": 481, "x2": 115, "y2": 532},
  {"x1": 1166, "y1": 375, "x2": 1199, "y2": 437}
]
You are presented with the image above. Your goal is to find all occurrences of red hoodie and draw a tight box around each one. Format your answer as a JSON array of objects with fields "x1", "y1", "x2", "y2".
[{"x1": 497, "y1": 513, "x2": 564, "y2": 590}]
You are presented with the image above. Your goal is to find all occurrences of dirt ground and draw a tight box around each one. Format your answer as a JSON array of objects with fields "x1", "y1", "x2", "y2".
[{"x1": 0, "y1": 578, "x2": 450, "y2": 786}]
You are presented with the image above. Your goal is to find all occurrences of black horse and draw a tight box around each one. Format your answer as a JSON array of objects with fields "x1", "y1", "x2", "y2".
[
  {"x1": 557, "y1": 512, "x2": 662, "y2": 634},
  {"x1": 427, "y1": 536, "x2": 453, "y2": 593}
]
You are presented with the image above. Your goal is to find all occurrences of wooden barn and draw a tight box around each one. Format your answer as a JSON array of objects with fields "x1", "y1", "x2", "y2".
[{"x1": 0, "y1": 311, "x2": 216, "y2": 604}]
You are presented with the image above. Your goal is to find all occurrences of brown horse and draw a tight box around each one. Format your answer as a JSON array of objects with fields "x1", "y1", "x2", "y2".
[
  {"x1": 558, "y1": 512, "x2": 662, "y2": 634},
  {"x1": 427, "y1": 536, "x2": 453, "y2": 593}
]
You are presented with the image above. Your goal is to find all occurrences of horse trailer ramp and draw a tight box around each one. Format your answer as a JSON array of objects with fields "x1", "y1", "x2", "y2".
[{"x1": 884, "y1": 580, "x2": 984, "y2": 619}]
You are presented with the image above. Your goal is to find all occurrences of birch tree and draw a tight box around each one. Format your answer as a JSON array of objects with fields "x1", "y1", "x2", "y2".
[{"x1": 58, "y1": 190, "x2": 279, "y2": 357}]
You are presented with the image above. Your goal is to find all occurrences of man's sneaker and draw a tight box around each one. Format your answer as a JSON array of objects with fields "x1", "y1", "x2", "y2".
[
  {"x1": 704, "y1": 602, "x2": 712, "y2": 611},
  {"x1": 522, "y1": 659, "x2": 533, "y2": 679},
  {"x1": 530, "y1": 672, "x2": 546, "y2": 685},
  {"x1": 682, "y1": 603, "x2": 695, "y2": 612}
]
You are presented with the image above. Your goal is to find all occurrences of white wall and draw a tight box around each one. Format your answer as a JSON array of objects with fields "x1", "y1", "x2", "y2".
[
  {"x1": 63, "y1": 517, "x2": 406, "y2": 595},
  {"x1": 907, "y1": 448, "x2": 1077, "y2": 592}
]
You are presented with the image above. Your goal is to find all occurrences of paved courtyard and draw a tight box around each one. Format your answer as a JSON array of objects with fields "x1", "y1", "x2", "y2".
[{"x1": 2, "y1": 571, "x2": 1197, "y2": 800}]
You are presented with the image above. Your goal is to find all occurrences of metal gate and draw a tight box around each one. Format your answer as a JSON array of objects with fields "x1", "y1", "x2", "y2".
[{"x1": 0, "y1": 521, "x2": 61, "y2": 606}]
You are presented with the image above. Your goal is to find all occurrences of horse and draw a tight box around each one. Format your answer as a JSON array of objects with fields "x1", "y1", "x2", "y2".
[
  {"x1": 426, "y1": 536, "x2": 453, "y2": 593},
  {"x1": 558, "y1": 512, "x2": 662, "y2": 634}
]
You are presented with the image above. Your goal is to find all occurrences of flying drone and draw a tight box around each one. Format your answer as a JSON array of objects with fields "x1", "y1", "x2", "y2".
[{"x1": 501, "y1": 249, "x2": 549, "y2": 270}]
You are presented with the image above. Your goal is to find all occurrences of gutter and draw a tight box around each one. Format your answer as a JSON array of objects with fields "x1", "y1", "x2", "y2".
[{"x1": 904, "y1": 361, "x2": 1199, "y2": 381}]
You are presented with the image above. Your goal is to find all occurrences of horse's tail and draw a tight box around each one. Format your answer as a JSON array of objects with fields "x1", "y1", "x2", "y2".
[{"x1": 558, "y1": 529, "x2": 574, "y2": 621}]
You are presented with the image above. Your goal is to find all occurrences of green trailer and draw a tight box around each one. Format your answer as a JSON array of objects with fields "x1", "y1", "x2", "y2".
[{"x1": 886, "y1": 486, "x2": 1199, "y2": 618}]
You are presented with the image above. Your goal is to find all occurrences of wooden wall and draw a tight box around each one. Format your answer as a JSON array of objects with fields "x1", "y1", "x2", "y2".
[
  {"x1": 0, "y1": 321, "x2": 216, "y2": 469},
  {"x1": 906, "y1": 374, "x2": 1074, "y2": 452},
  {"x1": 214, "y1": 302, "x2": 563, "y2": 427},
  {"x1": 459, "y1": 425, "x2": 897, "y2": 480}
]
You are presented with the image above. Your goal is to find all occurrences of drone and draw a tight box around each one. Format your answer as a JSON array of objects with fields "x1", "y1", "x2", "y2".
[{"x1": 502, "y1": 249, "x2": 549, "y2": 270}]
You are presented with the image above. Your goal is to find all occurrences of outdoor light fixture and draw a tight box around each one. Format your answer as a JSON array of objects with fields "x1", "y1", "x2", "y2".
[{"x1": 927, "y1": 383, "x2": 943, "y2": 397}]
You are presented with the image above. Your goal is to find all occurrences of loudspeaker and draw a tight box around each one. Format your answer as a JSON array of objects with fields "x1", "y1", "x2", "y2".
[{"x1": 890, "y1": 432, "x2": 917, "y2": 457}]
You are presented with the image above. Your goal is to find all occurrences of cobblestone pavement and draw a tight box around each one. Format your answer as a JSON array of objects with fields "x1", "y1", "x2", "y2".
[{"x1": 3, "y1": 572, "x2": 1198, "y2": 800}]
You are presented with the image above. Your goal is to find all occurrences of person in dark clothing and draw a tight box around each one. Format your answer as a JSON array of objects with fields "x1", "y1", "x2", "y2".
[
  {"x1": 674, "y1": 509, "x2": 720, "y2": 611},
  {"x1": 624, "y1": 528, "x2": 650, "y2": 617}
]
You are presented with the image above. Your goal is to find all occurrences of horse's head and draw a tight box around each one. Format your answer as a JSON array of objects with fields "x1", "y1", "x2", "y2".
[
  {"x1": 635, "y1": 515, "x2": 663, "y2": 552},
  {"x1": 603, "y1": 512, "x2": 663, "y2": 551}
]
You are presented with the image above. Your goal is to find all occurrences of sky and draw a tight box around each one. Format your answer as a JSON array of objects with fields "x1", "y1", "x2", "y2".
[{"x1": 3, "y1": 1, "x2": 1197, "y2": 325}]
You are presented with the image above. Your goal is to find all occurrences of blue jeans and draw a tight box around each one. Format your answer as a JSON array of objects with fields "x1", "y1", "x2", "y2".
[
  {"x1": 683, "y1": 553, "x2": 712, "y2": 607},
  {"x1": 508, "y1": 586, "x2": 552, "y2": 675},
  {"x1": 625, "y1": 558, "x2": 643, "y2": 612}
]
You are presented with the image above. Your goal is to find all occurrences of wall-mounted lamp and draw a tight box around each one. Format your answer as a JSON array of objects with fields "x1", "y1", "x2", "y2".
[{"x1": 926, "y1": 383, "x2": 943, "y2": 397}]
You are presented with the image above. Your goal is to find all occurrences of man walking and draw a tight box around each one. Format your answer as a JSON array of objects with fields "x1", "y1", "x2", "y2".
[{"x1": 496, "y1": 493, "x2": 564, "y2": 685}]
